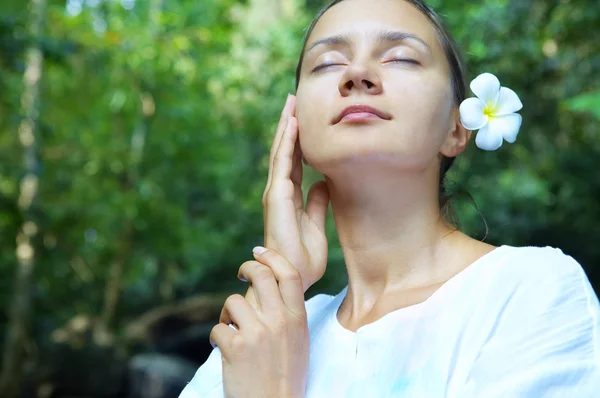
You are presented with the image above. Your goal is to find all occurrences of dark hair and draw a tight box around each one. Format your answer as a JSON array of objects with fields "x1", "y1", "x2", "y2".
[{"x1": 294, "y1": 0, "x2": 467, "y2": 222}]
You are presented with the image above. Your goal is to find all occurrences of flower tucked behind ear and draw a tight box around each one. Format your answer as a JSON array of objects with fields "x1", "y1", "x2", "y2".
[{"x1": 459, "y1": 73, "x2": 523, "y2": 151}]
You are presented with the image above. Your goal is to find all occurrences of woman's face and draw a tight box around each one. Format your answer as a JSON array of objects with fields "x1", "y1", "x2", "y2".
[{"x1": 296, "y1": 0, "x2": 458, "y2": 173}]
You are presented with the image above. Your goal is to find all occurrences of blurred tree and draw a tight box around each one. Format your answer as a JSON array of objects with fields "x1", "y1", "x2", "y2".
[
  {"x1": 0, "y1": 0, "x2": 598, "y2": 395},
  {"x1": 99, "y1": 0, "x2": 164, "y2": 331},
  {"x1": 0, "y1": 0, "x2": 46, "y2": 395}
]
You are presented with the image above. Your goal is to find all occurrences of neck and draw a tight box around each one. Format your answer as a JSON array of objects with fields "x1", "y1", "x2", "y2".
[{"x1": 323, "y1": 161, "x2": 470, "y2": 315}]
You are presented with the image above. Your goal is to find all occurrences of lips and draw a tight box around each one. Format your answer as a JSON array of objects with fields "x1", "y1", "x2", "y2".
[{"x1": 334, "y1": 105, "x2": 391, "y2": 124}]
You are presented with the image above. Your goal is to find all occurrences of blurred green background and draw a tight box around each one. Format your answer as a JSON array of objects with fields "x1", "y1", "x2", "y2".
[{"x1": 1, "y1": 0, "x2": 599, "y2": 397}]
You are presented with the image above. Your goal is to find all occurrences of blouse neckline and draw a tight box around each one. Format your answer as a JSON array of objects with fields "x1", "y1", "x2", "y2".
[{"x1": 328, "y1": 245, "x2": 512, "y2": 337}]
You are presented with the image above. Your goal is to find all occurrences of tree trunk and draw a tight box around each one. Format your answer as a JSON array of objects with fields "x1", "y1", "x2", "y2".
[
  {"x1": 99, "y1": 0, "x2": 161, "y2": 329},
  {"x1": 158, "y1": 261, "x2": 178, "y2": 303},
  {"x1": 100, "y1": 223, "x2": 133, "y2": 328},
  {"x1": 0, "y1": 0, "x2": 46, "y2": 396}
]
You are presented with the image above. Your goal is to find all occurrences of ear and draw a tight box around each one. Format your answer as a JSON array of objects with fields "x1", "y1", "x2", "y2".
[{"x1": 440, "y1": 108, "x2": 472, "y2": 157}]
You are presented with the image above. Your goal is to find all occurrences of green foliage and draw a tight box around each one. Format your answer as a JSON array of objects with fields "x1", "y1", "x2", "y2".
[
  {"x1": 563, "y1": 90, "x2": 600, "y2": 119},
  {"x1": 0, "y1": 0, "x2": 598, "y2": 350}
]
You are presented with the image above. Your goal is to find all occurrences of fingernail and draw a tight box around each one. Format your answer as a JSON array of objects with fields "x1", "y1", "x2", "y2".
[
  {"x1": 210, "y1": 339, "x2": 216, "y2": 348},
  {"x1": 253, "y1": 246, "x2": 268, "y2": 255},
  {"x1": 238, "y1": 275, "x2": 248, "y2": 282}
]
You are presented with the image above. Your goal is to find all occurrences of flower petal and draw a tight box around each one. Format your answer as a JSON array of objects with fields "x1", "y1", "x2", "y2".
[
  {"x1": 494, "y1": 87, "x2": 523, "y2": 115},
  {"x1": 459, "y1": 98, "x2": 489, "y2": 130},
  {"x1": 475, "y1": 123, "x2": 503, "y2": 151},
  {"x1": 470, "y1": 72, "x2": 501, "y2": 107},
  {"x1": 487, "y1": 113, "x2": 522, "y2": 143}
]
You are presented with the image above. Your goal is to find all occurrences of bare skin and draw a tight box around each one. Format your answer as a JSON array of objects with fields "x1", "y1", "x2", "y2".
[
  {"x1": 213, "y1": 0, "x2": 497, "y2": 396},
  {"x1": 294, "y1": 0, "x2": 494, "y2": 332},
  {"x1": 212, "y1": 94, "x2": 331, "y2": 397}
]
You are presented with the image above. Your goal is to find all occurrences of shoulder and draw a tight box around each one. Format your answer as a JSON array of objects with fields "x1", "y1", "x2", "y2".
[
  {"x1": 479, "y1": 245, "x2": 599, "y2": 354},
  {"x1": 468, "y1": 245, "x2": 598, "y2": 314},
  {"x1": 496, "y1": 244, "x2": 581, "y2": 271},
  {"x1": 458, "y1": 246, "x2": 600, "y2": 394},
  {"x1": 489, "y1": 245, "x2": 598, "y2": 313},
  {"x1": 488, "y1": 245, "x2": 593, "y2": 294}
]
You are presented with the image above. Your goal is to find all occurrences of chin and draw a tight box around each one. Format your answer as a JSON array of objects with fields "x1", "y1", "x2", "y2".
[
  {"x1": 305, "y1": 149, "x2": 407, "y2": 175},
  {"x1": 305, "y1": 138, "x2": 436, "y2": 176}
]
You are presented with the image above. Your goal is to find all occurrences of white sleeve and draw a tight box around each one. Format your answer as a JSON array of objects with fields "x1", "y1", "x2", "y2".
[
  {"x1": 178, "y1": 347, "x2": 224, "y2": 398},
  {"x1": 458, "y1": 249, "x2": 600, "y2": 397}
]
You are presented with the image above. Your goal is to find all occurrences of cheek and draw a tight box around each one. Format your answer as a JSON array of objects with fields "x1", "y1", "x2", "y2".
[
  {"x1": 389, "y1": 80, "x2": 455, "y2": 157},
  {"x1": 295, "y1": 94, "x2": 315, "y2": 157},
  {"x1": 295, "y1": 96, "x2": 310, "y2": 137},
  {"x1": 295, "y1": 88, "x2": 325, "y2": 142},
  {"x1": 402, "y1": 79, "x2": 454, "y2": 133}
]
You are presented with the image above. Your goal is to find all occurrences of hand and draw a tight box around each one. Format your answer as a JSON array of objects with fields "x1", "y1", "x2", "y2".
[
  {"x1": 212, "y1": 247, "x2": 309, "y2": 398},
  {"x1": 254, "y1": 94, "x2": 330, "y2": 300}
]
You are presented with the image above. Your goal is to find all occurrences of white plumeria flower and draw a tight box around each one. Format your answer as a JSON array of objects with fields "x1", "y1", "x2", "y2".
[{"x1": 459, "y1": 73, "x2": 523, "y2": 151}]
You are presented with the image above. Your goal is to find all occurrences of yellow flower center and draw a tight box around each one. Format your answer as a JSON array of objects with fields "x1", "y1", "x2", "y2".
[{"x1": 483, "y1": 105, "x2": 496, "y2": 117}]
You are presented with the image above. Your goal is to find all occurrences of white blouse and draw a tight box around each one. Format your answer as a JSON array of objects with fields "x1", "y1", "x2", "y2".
[{"x1": 179, "y1": 245, "x2": 600, "y2": 397}]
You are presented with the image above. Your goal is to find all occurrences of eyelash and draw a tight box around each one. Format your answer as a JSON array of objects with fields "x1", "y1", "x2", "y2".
[{"x1": 311, "y1": 59, "x2": 420, "y2": 73}]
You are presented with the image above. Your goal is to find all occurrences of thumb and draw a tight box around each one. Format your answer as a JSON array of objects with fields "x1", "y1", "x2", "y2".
[{"x1": 306, "y1": 180, "x2": 330, "y2": 230}]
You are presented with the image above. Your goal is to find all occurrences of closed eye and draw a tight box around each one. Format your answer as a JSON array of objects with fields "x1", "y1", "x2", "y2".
[
  {"x1": 312, "y1": 59, "x2": 419, "y2": 73},
  {"x1": 386, "y1": 58, "x2": 420, "y2": 65},
  {"x1": 311, "y1": 63, "x2": 345, "y2": 73}
]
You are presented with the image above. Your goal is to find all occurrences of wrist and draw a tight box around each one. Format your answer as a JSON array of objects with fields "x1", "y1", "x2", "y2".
[
  {"x1": 281, "y1": 382, "x2": 306, "y2": 398},
  {"x1": 278, "y1": 391, "x2": 304, "y2": 398}
]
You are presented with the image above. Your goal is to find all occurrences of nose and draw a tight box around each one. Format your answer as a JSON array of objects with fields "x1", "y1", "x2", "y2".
[{"x1": 338, "y1": 59, "x2": 383, "y2": 96}]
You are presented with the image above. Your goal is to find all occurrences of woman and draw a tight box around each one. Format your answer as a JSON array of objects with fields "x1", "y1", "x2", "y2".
[{"x1": 180, "y1": 0, "x2": 600, "y2": 396}]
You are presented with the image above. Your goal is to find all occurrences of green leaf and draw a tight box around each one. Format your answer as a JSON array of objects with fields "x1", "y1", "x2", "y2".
[{"x1": 563, "y1": 90, "x2": 600, "y2": 119}]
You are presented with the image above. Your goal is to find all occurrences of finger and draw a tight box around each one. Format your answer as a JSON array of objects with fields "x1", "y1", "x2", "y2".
[
  {"x1": 209, "y1": 322, "x2": 235, "y2": 352},
  {"x1": 219, "y1": 294, "x2": 259, "y2": 330},
  {"x1": 306, "y1": 181, "x2": 330, "y2": 231},
  {"x1": 290, "y1": 134, "x2": 304, "y2": 206},
  {"x1": 219, "y1": 304, "x2": 236, "y2": 328},
  {"x1": 291, "y1": 135, "x2": 303, "y2": 187},
  {"x1": 265, "y1": 95, "x2": 296, "y2": 194},
  {"x1": 251, "y1": 247, "x2": 306, "y2": 317},
  {"x1": 271, "y1": 117, "x2": 299, "y2": 184},
  {"x1": 237, "y1": 261, "x2": 283, "y2": 312}
]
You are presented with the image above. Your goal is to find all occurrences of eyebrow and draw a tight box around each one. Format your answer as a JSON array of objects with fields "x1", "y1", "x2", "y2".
[{"x1": 306, "y1": 29, "x2": 432, "y2": 55}]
